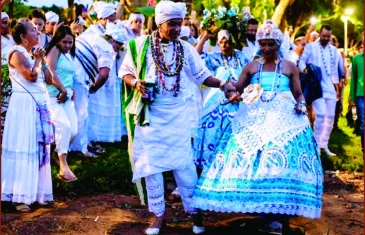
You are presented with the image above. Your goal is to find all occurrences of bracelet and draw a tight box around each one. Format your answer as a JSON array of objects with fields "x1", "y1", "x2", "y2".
[
  {"x1": 219, "y1": 80, "x2": 227, "y2": 91},
  {"x1": 41, "y1": 63, "x2": 49, "y2": 70},
  {"x1": 294, "y1": 101, "x2": 308, "y2": 115},
  {"x1": 131, "y1": 79, "x2": 139, "y2": 88}
]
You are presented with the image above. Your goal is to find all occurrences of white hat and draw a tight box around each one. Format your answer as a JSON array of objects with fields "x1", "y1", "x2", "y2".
[
  {"x1": 180, "y1": 26, "x2": 190, "y2": 38},
  {"x1": 129, "y1": 13, "x2": 145, "y2": 23},
  {"x1": 217, "y1": 30, "x2": 229, "y2": 43},
  {"x1": 155, "y1": 0, "x2": 187, "y2": 25},
  {"x1": 105, "y1": 21, "x2": 129, "y2": 43},
  {"x1": 93, "y1": 1, "x2": 116, "y2": 19},
  {"x1": 45, "y1": 11, "x2": 59, "y2": 23},
  {"x1": 1, "y1": 12, "x2": 9, "y2": 20}
]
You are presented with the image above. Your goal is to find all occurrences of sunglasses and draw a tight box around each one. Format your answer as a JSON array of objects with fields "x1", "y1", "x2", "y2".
[{"x1": 259, "y1": 41, "x2": 276, "y2": 47}]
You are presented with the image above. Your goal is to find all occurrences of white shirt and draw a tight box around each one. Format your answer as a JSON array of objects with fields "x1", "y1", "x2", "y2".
[
  {"x1": 1, "y1": 34, "x2": 15, "y2": 65},
  {"x1": 299, "y1": 41, "x2": 340, "y2": 98},
  {"x1": 287, "y1": 50, "x2": 300, "y2": 66},
  {"x1": 242, "y1": 39, "x2": 259, "y2": 60}
]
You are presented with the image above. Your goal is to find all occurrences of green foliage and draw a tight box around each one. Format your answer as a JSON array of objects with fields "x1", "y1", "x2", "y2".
[
  {"x1": 2, "y1": 0, "x2": 32, "y2": 19},
  {"x1": 1, "y1": 65, "x2": 11, "y2": 133},
  {"x1": 52, "y1": 145, "x2": 135, "y2": 196},
  {"x1": 135, "y1": 6, "x2": 155, "y2": 17}
]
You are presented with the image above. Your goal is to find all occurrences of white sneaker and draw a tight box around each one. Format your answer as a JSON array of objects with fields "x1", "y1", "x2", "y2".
[
  {"x1": 192, "y1": 225, "x2": 205, "y2": 234},
  {"x1": 322, "y1": 148, "x2": 336, "y2": 156},
  {"x1": 145, "y1": 228, "x2": 160, "y2": 235}
]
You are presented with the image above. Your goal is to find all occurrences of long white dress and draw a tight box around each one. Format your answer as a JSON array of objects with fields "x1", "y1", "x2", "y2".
[
  {"x1": 88, "y1": 51, "x2": 128, "y2": 142},
  {"x1": 1, "y1": 45, "x2": 53, "y2": 204}
]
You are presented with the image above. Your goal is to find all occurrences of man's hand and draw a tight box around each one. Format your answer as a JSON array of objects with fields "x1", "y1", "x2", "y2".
[{"x1": 135, "y1": 80, "x2": 147, "y2": 97}]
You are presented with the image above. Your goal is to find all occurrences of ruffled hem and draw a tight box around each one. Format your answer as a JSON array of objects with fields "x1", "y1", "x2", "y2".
[
  {"x1": 193, "y1": 197, "x2": 321, "y2": 219},
  {"x1": 2, "y1": 193, "x2": 53, "y2": 205}
]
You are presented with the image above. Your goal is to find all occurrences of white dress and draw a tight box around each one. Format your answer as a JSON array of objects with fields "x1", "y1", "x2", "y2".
[
  {"x1": 1, "y1": 45, "x2": 53, "y2": 204},
  {"x1": 88, "y1": 51, "x2": 128, "y2": 142}
]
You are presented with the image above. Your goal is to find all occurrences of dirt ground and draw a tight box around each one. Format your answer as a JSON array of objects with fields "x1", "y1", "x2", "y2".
[{"x1": 2, "y1": 172, "x2": 364, "y2": 235}]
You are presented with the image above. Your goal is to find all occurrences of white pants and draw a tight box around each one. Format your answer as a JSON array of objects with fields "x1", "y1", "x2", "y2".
[
  {"x1": 312, "y1": 97, "x2": 336, "y2": 148},
  {"x1": 145, "y1": 163, "x2": 198, "y2": 217},
  {"x1": 49, "y1": 95, "x2": 78, "y2": 155}
]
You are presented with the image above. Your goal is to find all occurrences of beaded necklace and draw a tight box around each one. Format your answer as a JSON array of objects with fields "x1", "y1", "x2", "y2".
[
  {"x1": 151, "y1": 31, "x2": 184, "y2": 96},
  {"x1": 221, "y1": 50, "x2": 241, "y2": 82},
  {"x1": 256, "y1": 58, "x2": 282, "y2": 102},
  {"x1": 319, "y1": 41, "x2": 334, "y2": 76}
]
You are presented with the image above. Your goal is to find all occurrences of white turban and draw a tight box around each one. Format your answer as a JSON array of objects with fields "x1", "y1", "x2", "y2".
[
  {"x1": 155, "y1": 0, "x2": 187, "y2": 25},
  {"x1": 77, "y1": 15, "x2": 86, "y2": 26},
  {"x1": 1, "y1": 12, "x2": 9, "y2": 20},
  {"x1": 180, "y1": 26, "x2": 190, "y2": 38},
  {"x1": 105, "y1": 21, "x2": 130, "y2": 43},
  {"x1": 129, "y1": 13, "x2": 145, "y2": 23},
  {"x1": 45, "y1": 11, "x2": 59, "y2": 23},
  {"x1": 218, "y1": 30, "x2": 229, "y2": 43},
  {"x1": 93, "y1": 1, "x2": 116, "y2": 19}
]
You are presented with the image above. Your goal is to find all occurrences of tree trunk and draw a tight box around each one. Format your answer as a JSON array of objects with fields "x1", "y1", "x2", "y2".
[
  {"x1": 68, "y1": 0, "x2": 75, "y2": 20},
  {"x1": 272, "y1": 0, "x2": 293, "y2": 29},
  {"x1": 8, "y1": 0, "x2": 14, "y2": 18}
]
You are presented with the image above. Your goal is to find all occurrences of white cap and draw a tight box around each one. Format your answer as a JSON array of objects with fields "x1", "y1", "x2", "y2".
[
  {"x1": 1, "y1": 12, "x2": 9, "y2": 20},
  {"x1": 217, "y1": 30, "x2": 229, "y2": 43},
  {"x1": 105, "y1": 21, "x2": 129, "y2": 43},
  {"x1": 155, "y1": 0, "x2": 187, "y2": 25},
  {"x1": 93, "y1": 1, "x2": 116, "y2": 19},
  {"x1": 45, "y1": 11, "x2": 59, "y2": 23},
  {"x1": 129, "y1": 13, "x2": 145, "y2": 23},
  {"x1": 180, "y1": 26, "x2": 190, "y2": 38}
]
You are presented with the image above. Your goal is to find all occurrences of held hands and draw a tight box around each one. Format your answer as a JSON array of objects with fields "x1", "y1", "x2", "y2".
[
  {"x1": 33, "y1": 47, "x2": 46, "y2": 60},
  {"x1": 224, "y1": 83, "x2": 242, "y2": 104}
]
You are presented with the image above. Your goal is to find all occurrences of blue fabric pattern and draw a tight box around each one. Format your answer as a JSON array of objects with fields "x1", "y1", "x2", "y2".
[
  {"x1": 193, "y1": 50, "x2": 249, "y2": 168},
  {"x1": 193, "y1": 72, "x2": 324, "y2": 219}
]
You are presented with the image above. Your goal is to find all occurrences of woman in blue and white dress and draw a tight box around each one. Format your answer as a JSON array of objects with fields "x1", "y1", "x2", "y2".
[
  {"x1": 193, "y1": 20, "x2": 323, "y2": 234},
  {"x1": 193, "y1": 30, "x2": 249, "y2": 168}
]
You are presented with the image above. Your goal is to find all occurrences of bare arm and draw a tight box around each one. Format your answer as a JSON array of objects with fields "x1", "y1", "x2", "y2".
[
  {"x1": 304, "y1": 24, "x2": 315, "y2": 43},
  {"x1": 115, "y1": 1, "x2": 124, "y2": 20},
  {"x1": 90, "y1": 67, "x2": 110, "y2": 92},
  {"x1": 8, "y1": 51, "x2": 41, "y2": 82},
  {"x1": 195, "y1": 31, "x2": 209, "y2": 55},
  {"x1": 287, "y1": 61, "x2": 305, "y2": 103},
  {"x1": 42, "y1": 59, "x2": 53, "y2": 85},
  {"x1": 0, "y1": 0, "x2": 11, "y2": 10},
  {"x1": 46, "y1": 47, "x2": 66, "y2": 93}
]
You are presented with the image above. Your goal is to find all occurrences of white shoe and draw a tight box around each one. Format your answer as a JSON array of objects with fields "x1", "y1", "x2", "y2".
[
  {"x1": 171, "y1": 187, "x2": 180, "y2": 196},
  {"x1": 192, "y1": 225, "x2": 205, "y2": 234},
  {"x1": 322, "y1": 148, "x2": 336, "y2": 156},
  {"x1": 145, "y1": 228, "x2": 160, "y2": 235}
]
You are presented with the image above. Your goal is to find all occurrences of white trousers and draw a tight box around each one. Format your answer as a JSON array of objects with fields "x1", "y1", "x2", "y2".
[
  {"x1": 145, "y1": 163, "x2": 198, "y2": 217},
  {"x1": 312, "y1": 97, "x2": 337, "y2": 148},
  {"x1": 49, "y1": 95, "x2": 78, "y2": 155}
]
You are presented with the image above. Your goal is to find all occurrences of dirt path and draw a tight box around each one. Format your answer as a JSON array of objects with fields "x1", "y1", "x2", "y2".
[{"x1": 2, "y1": 172, "x2": 364, "y2": 235}]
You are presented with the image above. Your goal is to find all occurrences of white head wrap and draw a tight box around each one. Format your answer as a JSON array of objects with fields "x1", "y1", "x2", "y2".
[
  {"x1": 1, "y1": 12, "x2": 9, "y2": 19},
  {"x1": 45, "y1": 11, "x2": 59, "y2": 23},
  {"x1": 77, "y1": 15, "x2": 86, "y2": 26},
  {"x1": 179, "y1": 26, "x2": 190, "y2": 38},
  {"x1": 105, "y1": 21, "x2": 129, "y2": 43},
  {"x1": 256, "y1": 20, "x2": 283, "y2": 43},
  {"x1": 217, "y1": 30, "x2": 230, "y2": 43},
  {"x1": 155, "y1": 0, "x2": 187, "y2": 25},
  {"x1": 93, "y1": 1, "x2": 116, "y2": 19},
  {"x1": 129, "y1": 13, "x2": 145, "y2": 23}
]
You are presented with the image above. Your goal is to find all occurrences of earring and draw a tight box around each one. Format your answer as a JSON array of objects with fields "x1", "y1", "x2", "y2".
[
  {"x1": 259, "y1": 57, "x2": 265, "y2": 64},
  {"x1": 274, "y1": 58, "x2": 279, "y2": 64}
]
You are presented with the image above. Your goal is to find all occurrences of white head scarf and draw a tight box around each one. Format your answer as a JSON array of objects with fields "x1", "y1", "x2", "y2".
[
  {"x1": 217, "y1": 30, "x2": 229, "y2": 43},
  {"x1": 129, "y1": 13, "x2": 145, "y2": 23},
  {"x1": 155, "y1": 0, "x2": 187, "y2": 25},
  {"x1": 180, "y1": 26, "x2": 190, "y2": 38},
  {"x1": 77, "y1": 15, "x2": 86, "y2": 26},
  {"x1": 45, "y1": 11, "x2": 59, "y2": 23},
  {"x1": 1, "y1": 12, "x2": 9, "y2": 20},
  {"x1": 105, "y1": 21, "x2": 129, "y2": 43},
  {"x1": 93, "y1": 1, "x2": 116, "y2": 19}
]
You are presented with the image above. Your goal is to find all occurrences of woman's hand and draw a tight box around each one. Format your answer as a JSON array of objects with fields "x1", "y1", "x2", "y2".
[
  {"x1": 57, "y1": 90, "x2": 68, "y2": 103},
  {"x1": 33, "y1": 47, "x2": 45, "y2": 60},
  {"x1": 135, "y1": 80, "x2": 147, "y2": 97}
]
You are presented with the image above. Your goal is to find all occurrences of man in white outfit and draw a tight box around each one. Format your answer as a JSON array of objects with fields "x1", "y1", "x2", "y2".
[
  {"x1": 287, "y1": 36, "x2": 306, "y2": 66},
  {"x1": 241, "y1": 18, "x2": 259, "y2": 60},
  {"x1": 299, "y1": 24, "x2": 342, "y2": 156},
  {"x1": 1, "y1": 12, "x2": 14, "y2": 64}
]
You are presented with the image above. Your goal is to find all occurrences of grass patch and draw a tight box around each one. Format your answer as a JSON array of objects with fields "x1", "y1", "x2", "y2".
[{"x1": 51, "y1": 143, "x2": 135, "y2": 197}]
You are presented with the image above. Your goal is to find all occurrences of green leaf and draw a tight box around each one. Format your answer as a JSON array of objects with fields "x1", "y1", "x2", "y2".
[{"x1": 135, "y1": 6, "x2": 155, "y2": 17}]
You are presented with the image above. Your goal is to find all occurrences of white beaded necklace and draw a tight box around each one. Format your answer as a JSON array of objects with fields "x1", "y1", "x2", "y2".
[{"x1": 319, "y1": 41, "x2": 334, "y2": 76}]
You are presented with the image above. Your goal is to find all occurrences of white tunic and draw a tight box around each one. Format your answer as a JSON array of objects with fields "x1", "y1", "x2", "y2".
[
  {"x1": 119, "y1": 36, "x2": 212, "y2": 182},
  {"x1": 242, "y1": 39, "x2": 259, "y2": 60},
  {"x1": 1, "y1": 34, "x2": 15, "y2": 65},
  {"x1": 299, "y1": 41, "x2": 340, "y2": 98}
]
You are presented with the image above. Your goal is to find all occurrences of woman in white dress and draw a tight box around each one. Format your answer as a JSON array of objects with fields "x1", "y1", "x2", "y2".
[{"x1": 2, "y1": 19, "x2": 54, "y2": 212}]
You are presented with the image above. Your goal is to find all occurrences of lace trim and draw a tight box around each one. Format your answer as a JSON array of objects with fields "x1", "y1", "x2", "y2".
[
  {"x1": 179, "y1": 185, "x2": 198, "y2": 214},
  {"x1": 147, "y1": 184, "x2": 165, "y2": 217}
]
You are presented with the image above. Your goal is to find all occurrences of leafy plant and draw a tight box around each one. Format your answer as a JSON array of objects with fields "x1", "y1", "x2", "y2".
[{"x1": 1, "y1": 65, "x2": 12, "y2": 133}]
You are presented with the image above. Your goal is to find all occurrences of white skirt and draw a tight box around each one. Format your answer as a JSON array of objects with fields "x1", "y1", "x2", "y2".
[
  {"x1": 2, "y1": 91, "x2": 53, "y2": 204},
  {"x1": 88, "y1": 78, "x2": 127, "y2": 142},
  {"x1": 132, "y1": 96, "x2": 194, "y2": 182}
]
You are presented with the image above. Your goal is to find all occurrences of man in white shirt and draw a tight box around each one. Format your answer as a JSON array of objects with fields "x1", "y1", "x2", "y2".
[
  {"x1": 242, "y1": 18, "x2": 259, "y2": 60},
  {"x1": 1, "y1": 12, "x2": 14, "y2": 65},
  {"x1": 287, "y1": 36, "x2": 306, "y2": 66},
  {"x1": 299, "y1": 24, "x2": 341, "y2": 156}
]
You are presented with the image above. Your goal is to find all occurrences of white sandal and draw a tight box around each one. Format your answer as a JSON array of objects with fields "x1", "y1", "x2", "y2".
[
  {"x1": 145, "y1": 228, "x2": 160, "y2": 235},
  {"x1": 192, "y1": 225, "x2": 205, "y2": 234}
]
